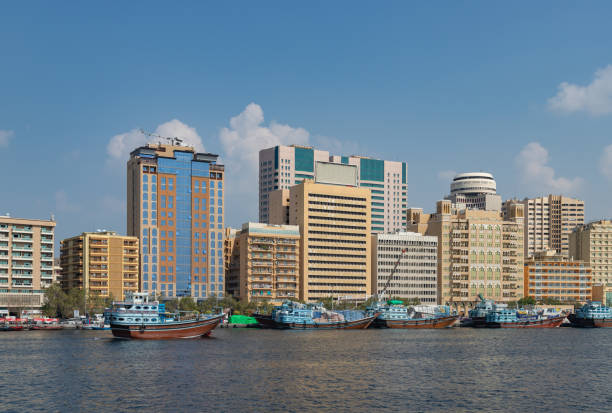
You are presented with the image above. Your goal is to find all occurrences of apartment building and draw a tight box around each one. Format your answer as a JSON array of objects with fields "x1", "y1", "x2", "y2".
[
  {"x1": 259, "y1": 144, "x2": 406, "y2": 233},
  {"x1": 60, "y1": 231, "x2": 139, "y2": 300},
  {"x1": 504, "y1": 195, "x2": 584, "y2": 257},
  {"x1": 128, "y1": 143, "x2": 225, "y2": 299},
  {"x1": 0, "y1": 216, "x2": 55, "y2": 315},
  {"x1": 268, "y1": 178, "x2": 372, "y2": 302},
  {"x1": 371, "y1": 232, "x2": 438, "y2": 304},
  {"x1": 225, "y1": 223, "x2": 300, "y2": 303},
  {"x1": 570, "y1": 220, "x2": 612, "y2": 285},
  {"x1": 407, "y1": 200, "x2": 524, "y2": 312},
  {"x1": 524, "y1": 250, "x2": 592, "y2": 304}
]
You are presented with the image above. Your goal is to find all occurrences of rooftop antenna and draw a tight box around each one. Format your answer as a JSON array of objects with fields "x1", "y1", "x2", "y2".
[{"x1": 139, "y1": 129, "x2": 185, "y2": 147}]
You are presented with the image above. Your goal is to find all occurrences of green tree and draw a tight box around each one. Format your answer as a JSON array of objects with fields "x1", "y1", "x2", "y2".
[
  {"x1": 541, "y1": 297, "x2": 563, "y2": 305},
  {"x1": 178, "y1": 297, "x2": 197, "y2": 312},
  {"x1": 42, "y1": 284, "x2": 68, "y2": 317},
  {"x1": 517, "y1": 296, "x2": 536, "y2": 307}
]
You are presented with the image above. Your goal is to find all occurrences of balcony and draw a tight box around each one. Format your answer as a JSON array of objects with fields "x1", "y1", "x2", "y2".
[
  {"x1": 12, "y1": 245, "x2": 33, "y2": 252},
  {"x1": 12, "y1": 264, "x2": 33, "y2": 270},
  {"x1": 40, "y1": 238, "x2": 54, "y2": 245},
  {"x1": 41, "y1": 228, "x2": 54, "y2": 235},
  {"x1": 12, "y1": 227, "x2": 33, "y2": 234},
  {"x1": 12, "y1": 273, "x2": 33, "y2": 279}
]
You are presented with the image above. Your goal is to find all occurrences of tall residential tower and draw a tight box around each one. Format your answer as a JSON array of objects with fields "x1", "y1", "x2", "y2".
[
  {"x1": 259, "y1": 144, "x2": 407, "y2": 233},
  {"x1": 127, "y1": 143, "x2": 225, "y2": 299}
]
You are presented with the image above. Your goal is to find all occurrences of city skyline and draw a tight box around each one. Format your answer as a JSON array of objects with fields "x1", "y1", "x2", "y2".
[{"x1": 2, "y1": 2, "x2": 612, "y2": 248}]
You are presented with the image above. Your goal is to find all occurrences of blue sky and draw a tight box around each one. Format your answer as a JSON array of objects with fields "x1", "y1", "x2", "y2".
[{"x1": 1, "y1": 2, "x2": 612, "y2": 248}]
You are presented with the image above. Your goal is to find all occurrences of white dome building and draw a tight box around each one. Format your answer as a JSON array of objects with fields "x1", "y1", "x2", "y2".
[{"x1": 446, "y1": 172, "x2": 501, "y2": 211}]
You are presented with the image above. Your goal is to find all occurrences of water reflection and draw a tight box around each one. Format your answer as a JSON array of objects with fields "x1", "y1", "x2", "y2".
[{"x1": 0, "y1": 328, "x2": 610, "y2": 412}]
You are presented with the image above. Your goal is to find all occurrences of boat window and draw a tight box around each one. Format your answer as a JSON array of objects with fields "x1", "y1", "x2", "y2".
[
  {"x1": 135, "y1": 318, "x2": 140, "y2": 322},
  {"x1": 143, "y1": 306, "x2": 149, "y2": 310},
  {"x1": 136, "y1": 306, "x2": 141, "y2": 310},
  {"x1": 112, "y1": 317, "x2": 117, "y2": 321},
  {"x1": 118, "y1": 318, "x2": 125, "y2": 321},
  {"x1": 151, "y1": 307, "x2": 157, "y2": 310},
  {"x1": 151, "y1": 318, "x2": 157, "y2": 322}
]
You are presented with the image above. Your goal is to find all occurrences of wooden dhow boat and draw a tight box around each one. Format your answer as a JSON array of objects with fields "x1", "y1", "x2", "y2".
[
  {"x1": 109, "y1": 292, "x2": 224, "y2": 339},
  {"x1": 265, "y1": 301, "x2": 378, "y2": 329}
]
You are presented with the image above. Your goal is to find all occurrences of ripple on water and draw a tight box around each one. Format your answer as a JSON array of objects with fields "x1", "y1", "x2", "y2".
[{"x1": 0, "y1": 328, "x2": 611, "y2": 412}]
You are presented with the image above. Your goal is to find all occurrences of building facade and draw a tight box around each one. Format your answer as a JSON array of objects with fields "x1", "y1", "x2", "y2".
[
  {"x1": 445, "y1": 172, "x2": 502, "y2": 211},
  {"x1": 524, "y1": 250, "x2": 592, "y2": 304},
  {"x1": 407, "y1": 200, "x2": 524, "y2": 312},
  {"x1": 128, "y1": 143, "x2": 225, "y2": 299},
  {"x1": 569, "y1": 220, "x2": 612, "y2": 286},
  {"x1": 274, "y1": 180, "x2": 372, "y2": 302},
  {"x1": 371, "y1": 232, "x2": 438, "y2": 304},
  {"x1": 0, "y1": 216, "x2": 55, "y2": 315},
  {"x1": 259, "y1": 144, "x2": 406, "y2": 233},
  {"x1": 60, "y1": 231, "x2": 139, "y2": 300},
  {"x1": 505, "y1": 195, "x2": 585, "y2": 258},
  {"x1": 225, "y1": 223, "x2": 300, "y2": 303}
]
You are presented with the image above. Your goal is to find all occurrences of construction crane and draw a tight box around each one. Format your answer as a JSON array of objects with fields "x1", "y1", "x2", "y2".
[
  {"x1": 139, "y1": 129, "x2": 184, "y2": 146},
  {"x1": 376, "y1": 248, "x2": 407, "y2": 301}
]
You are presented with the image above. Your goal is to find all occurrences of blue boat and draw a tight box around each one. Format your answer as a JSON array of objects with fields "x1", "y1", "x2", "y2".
[
  {"x1": 484, "y1": 308, "x2": 565, "y2": 328},
  {"x1": 264, "y1": 301, "x2": 378, "y2": 329},
  {"x1": 569, "y1": 301, "x2": 612, "y2": 328},
  {"x1": 367, "y1": 300, "x2": 458, "y2": 329}
]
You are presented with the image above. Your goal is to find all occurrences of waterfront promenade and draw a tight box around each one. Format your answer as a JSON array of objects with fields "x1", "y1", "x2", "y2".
[{"x1": 1, "y1": 328, "x2": 611, "y2": 412}]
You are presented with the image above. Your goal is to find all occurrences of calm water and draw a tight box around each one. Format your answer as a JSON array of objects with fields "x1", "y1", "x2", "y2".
[{"x1": 1, "y1": 328, "x2": 611, "y2": 412}]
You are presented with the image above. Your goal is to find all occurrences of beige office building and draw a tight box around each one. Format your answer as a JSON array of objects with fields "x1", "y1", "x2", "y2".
[
  {"x1": 60, "y1": 231, "x2": 139, "y2": 300},
  {"x1": 504, "y1": 195, "x2": 584, "y2": 258},
  {"x1": 407, "y1": 200, "x2": 524, "y2": 312},
  {"x1": 371, "y1": 232, "x2": 438, "y2": 304},
  {"x1": 270, "y1": 179, "x2": 372, "y2": 302},
  {"x1": 225, "y1": 223, "x2": 299, "y2": 303},
  {"x1": 570, "y1": 220, "x2": 612, "y2": 286},
  {"x1": 0, "y1": 216, "x2": 55, "y2": 315},
  {"x1": 524, "y1": 250, "x2": 592, "y2": 304}
]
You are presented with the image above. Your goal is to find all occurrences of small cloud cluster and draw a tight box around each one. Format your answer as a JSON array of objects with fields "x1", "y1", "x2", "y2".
[
  {"x1": 107, "y1": 119, "x2": 204, "y2": 164},
  {"x1": 0, "y1": 130, "x2": 14, "y2": 147},
  {"x1": 219, "y1": 102, "x2": 309, "y2": 173},
  {"x1": 548, "y1": 65, "x2": 612, "y2": 115},
  {"x1": 515, "y1": 142, "x2": 582, "y2": 194}
]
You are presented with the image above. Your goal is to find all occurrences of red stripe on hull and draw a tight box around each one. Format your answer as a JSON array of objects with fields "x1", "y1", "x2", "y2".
[
  {"x1": 278, "y1": 314, "x2": 378, "y2": 330},
  {"x1": 384, "y1": 315, "x2": 458, "y2": 329},
  {"x1": 493, "y1": 315, "x2": 565, "y2": 328},
  {"x1": 111, "y1": 315, "x2": 223, "y2": 339}
]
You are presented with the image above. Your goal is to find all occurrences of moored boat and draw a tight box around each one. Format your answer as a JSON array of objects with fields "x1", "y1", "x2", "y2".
[
  {"x1": 368, "y1": 300, "x2": 458, "y2": 329},
  {"x1": 484, "y1": 308, "x2": 565, "y2": 328},
  {"x1": 569, "y1": 301, "x2": 612, "y2": 328},
  {"x1": 30, "y1": 318, "x2": 63, "y2": 330},
  {"x1": 269, "y1": 301, "x2": 378, "y2": 329},
  {"x1": 1, "y1": 317, "x2": 26, "y2": 331},
  {"x1": 109, "y1": 292, "x2": 224, "y2": 339},
  {"x1": 253, "y1": 313, "x2": 278, "y2": 329}
]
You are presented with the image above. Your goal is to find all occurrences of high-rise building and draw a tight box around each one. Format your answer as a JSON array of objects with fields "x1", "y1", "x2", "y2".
[
  {"x1": 60, "y1": 231, "x2": 139, "y2": 300},
  {"x1": 0, "y1": 216, "x2": 55, "y2": 316},
  {"x1": 259, "y1": 144, "x2": 407, "y2": 233},
  {"x1": 407, "y1": 200, "x2": 524, "y2": 312},
  {"x1": 569, "y1": 220, "x2": 612, "y2": 285},
  {"x1": 371, "y1": 232, "x2": 438, "y2": 304},
  {"x1": 224, "y1": 223, "x2": 300, "y2": 303},
  {"x1": 127, "y1": 143, "x2": 225, "y2": 299},
  {"x1": 504, "y1": 195, "x2": 584, "y2": 258},
  {"x1": 278, "y1": 180, "x2": 372, "y2": 302},
  {"x1": 524, "y1": 250, "x2": 592, "y2": 304},
  {"x1": 444, "y1": 172, "x2": 502, "y2": 211}
]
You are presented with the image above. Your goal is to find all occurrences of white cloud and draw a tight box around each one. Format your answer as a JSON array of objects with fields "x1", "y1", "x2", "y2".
[
  {"x1": 0, "y1": 130, "x2": 14, "y2": 147},
  {"x1": 107, "y1": 119, "x2": 204, "y2": 164},
  {"x1": 55, "y1": 190, "x2": 81, "y2": 213},
  {"x1": 219, "y1": 103, "x2": 309, "y2": 173},
  {"x1": 219, "y1": 103, "x2": 310, "y2": 223},
  {"x1": 600, "y1": 144, "x2": 612, "y2": 181},
  {"x1": 548, "y1": 65, "x2": 612, "y2": 115},
  {"x1": 437, "y1": 170, "x2": 457, "y2": 181},
  {"x1": 515, "y1": 142, "x2": 583, "y2": 194}
]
